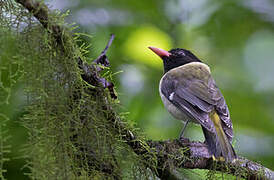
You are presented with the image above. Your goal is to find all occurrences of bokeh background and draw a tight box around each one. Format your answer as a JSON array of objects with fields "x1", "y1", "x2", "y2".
[{"x1": 2, "y1": 0, "x2": 274, "y2": 179}]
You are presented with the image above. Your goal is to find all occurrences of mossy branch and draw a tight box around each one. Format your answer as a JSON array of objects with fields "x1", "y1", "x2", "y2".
[{"x1": 15, "y1": 0, "x2": 274, "y2": 179}]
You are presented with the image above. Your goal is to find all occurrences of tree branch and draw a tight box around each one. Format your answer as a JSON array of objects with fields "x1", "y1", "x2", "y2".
[
  {"x1": 147, "y1": 139, "x2": 274, "y2": 179},
  {"x1": 15, "y1": 0, "x2": 274, "y2": 179}
]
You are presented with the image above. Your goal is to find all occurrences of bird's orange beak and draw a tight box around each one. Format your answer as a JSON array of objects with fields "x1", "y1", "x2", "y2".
[{"x1": 148, "y1": 46, "x2": 170, "y2": 58}]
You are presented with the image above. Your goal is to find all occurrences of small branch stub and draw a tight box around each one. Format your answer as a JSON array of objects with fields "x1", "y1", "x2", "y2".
[{"x1": 92, "y1": 34, "x2": 117, "y2": 99}]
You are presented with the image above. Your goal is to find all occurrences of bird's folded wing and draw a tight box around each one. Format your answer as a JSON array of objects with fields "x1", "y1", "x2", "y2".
[{"x1": 161, "y1": 72, "x2": 233, "y2": 142}]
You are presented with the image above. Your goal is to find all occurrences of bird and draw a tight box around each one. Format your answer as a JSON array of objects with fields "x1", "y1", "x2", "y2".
[{"x1": 148, "y1": 46, "x2": 237, "y2": 162}]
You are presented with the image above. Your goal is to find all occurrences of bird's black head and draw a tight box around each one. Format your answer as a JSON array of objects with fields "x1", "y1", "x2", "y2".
[{"x1": 149, "y1": 47, "x2": 202, "y2": 73}]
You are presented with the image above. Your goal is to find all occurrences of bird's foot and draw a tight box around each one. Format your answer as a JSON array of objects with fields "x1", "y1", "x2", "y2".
[{"x1": 212, "y1": 155, "x2": 225, "y2": 162}]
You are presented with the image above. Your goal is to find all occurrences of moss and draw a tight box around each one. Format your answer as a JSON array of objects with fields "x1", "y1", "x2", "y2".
[{"x1": 0, "y1": 1, "x2": 159, "y2": 179}]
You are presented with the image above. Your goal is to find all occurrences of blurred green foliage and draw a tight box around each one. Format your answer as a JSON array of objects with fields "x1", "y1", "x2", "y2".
[{"x1": 1, "y1": 0, "x2": 274, "y2": 179}]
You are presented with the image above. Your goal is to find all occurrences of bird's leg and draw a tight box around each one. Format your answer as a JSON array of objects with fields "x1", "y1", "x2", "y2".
[{"x1": 179, "y1": 120, "x2": 190, "y2": 139}]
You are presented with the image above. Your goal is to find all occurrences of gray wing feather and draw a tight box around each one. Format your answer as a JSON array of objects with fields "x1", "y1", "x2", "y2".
[
  {"x1": 190, "y1": 79, "x2": 233, "y2": 142},
  {"x1": 161, "y1": 76, "x2": 215, "y2": 133},
  {"x1": 172, "y1": 93, "x2": 215, "y2": 132},
  {"x1": 176, "y1": 88, "x2": 214, "y2": 113},
  {"x1": 161, "y1": 71, "x2": 233, "y2": 143}
]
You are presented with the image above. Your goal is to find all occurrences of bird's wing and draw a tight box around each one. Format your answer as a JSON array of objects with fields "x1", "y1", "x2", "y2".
[{"x1": 160, "y1": 65, "x2": 233, "y2": 142}]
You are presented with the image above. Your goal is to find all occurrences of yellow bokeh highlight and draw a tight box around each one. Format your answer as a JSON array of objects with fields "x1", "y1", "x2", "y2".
[{"x1": 123, "y1": 26, "x2": 172, "y2": 68}]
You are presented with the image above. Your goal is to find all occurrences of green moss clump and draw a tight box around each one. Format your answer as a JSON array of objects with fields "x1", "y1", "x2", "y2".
[{"x1": 0, "y1": 1, "x2": 156, "y2": 179}]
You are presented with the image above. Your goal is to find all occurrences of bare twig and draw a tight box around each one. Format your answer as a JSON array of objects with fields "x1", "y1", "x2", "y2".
[
  {"x1": 92, "y1": 34, "x2": 117, "y2": 99},
  {"x1": 102, "y1": 34, "x2": 115, "y2": 56},
  {"x1": 15, "y1": 0, "x2": 274, "y2": 179},
  {"x1": 94, "y1": 34, "x2": 115, "y2": 66}
]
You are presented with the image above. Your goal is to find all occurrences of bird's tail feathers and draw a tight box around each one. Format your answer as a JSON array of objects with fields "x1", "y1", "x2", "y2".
[{"x1": 202, "y1": 111, "x2": 236, "y2": 162}]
